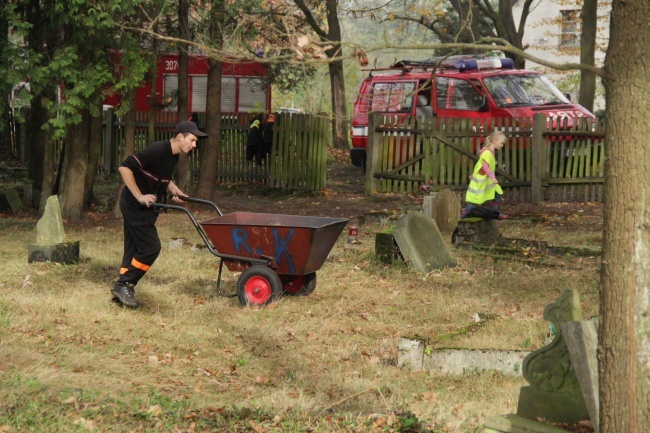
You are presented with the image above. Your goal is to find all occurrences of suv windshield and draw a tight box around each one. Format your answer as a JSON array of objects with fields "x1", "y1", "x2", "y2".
[{"x1": 483, "y1": 74, "x2": 569, "y2": 108}]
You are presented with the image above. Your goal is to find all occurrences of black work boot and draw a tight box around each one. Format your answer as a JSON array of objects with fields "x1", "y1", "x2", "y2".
[{"x1": 111, "y1": 282, "x2": 140, "y2": 308}]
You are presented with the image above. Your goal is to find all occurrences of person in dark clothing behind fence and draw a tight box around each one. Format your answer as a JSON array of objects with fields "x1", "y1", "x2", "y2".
[
  {"x1": 246, "y1": 113, "x2": 264, "y2": 164},
  {"x1": 112, "y1": 120, "x2": 207, "y2": 308},
  {"x1": 262, "y1": 112, "x2": 275, "y2": 159}
]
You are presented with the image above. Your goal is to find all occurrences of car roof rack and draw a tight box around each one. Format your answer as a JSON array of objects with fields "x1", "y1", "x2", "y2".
[{"x1": 391, "y1": 54, "x2": 480, "y2": 69}]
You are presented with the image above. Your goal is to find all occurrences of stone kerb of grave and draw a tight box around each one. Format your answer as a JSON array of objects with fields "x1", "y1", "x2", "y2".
[{"x1": 27, "y1": 195, "x2": 80, "y2": 264}]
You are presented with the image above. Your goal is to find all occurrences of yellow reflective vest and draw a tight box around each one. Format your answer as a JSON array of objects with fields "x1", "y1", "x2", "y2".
[{"x1": 465, "y1": 149, "x2": 503, "y2": 205}]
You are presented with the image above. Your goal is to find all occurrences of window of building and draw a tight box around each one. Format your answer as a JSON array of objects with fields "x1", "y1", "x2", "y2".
[{"x1": 560, "y1": 10, "x2": 580, "y2": 47}]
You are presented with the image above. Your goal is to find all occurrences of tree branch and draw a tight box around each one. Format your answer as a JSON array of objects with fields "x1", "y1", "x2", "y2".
[{"x1": 292, "y1": 0, "x2": 328, "y2": 40}]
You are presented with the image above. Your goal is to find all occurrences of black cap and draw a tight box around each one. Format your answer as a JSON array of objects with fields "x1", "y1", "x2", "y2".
[{"x1": 173, "y1": 120, "x2": 207, "y2": 138}]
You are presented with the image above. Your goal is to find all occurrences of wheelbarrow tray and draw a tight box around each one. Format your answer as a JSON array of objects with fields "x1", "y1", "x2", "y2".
[{"x1": 200, "y1": 212, "x2": 348, "y2": 275}]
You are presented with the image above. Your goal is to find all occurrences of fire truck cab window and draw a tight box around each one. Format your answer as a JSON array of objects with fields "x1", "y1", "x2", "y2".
[
  {"x1": 370, "y1": 82, "x2": 417, "y2": 113},
  {"x1": 436, "y1": 78, "x2": 483, "y2": 111}
]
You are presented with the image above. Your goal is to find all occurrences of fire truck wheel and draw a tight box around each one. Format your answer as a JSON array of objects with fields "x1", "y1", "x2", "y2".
[
  {"x1": 237, "y1": 266, "x2": 282, "y2": 306},
  {"x1": 280, "y1": 272, "x2": 317, "y2": 296}
]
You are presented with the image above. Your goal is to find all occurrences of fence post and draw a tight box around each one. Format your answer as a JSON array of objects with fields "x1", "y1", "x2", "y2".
[
  {"x1": 365, "y1": 112, "x2": 380, "y2": 195},
  {"x1": 531, "y1": 113, "x2": 547, "y2": 204}
]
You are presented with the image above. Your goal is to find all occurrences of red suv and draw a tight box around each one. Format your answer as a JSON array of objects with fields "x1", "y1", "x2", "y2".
[{"x1": 350, "y1": 54, "x2": 594, "y2": 167}]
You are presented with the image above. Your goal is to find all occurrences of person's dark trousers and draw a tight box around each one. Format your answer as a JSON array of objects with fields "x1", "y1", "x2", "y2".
[{"x1": 117, "y1": 202, "x2": 161, "y2": 286}]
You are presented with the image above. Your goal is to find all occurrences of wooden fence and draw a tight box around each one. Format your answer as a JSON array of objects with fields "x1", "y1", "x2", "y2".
[
  {"x1": 365, "y1": 112, "x2": 606, "y2": 203},
  {"x1": 101, "y1": 111, "x2": 329, "y2": 191}
]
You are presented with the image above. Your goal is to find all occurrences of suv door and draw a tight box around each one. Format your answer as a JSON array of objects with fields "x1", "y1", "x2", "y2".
[{"x1": 434, "y1": 77, "x2": 490, "y2": 119}]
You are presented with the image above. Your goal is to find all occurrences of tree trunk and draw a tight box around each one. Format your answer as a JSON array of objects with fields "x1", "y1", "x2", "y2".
[
  {"x1": 599, "y1": 0, "x2": 650, "y2": 431},
  {"x1": 114, "y1": 91, "x2": 137, "y2": 219},
  {"x1": 175, "y1": 0, "x2": 191, "y2": 193},
  {"x1": 84, "y1": 101, "x2": 103, "y2": 209},
  {"x1": 59, "y1": 110, "x2": 90, "y2": 223},
  {"x1": 31, "y1": 88, "x2": 56, "y2": 213},
  {"x1": 193, "y1": 0, "x2": 223, "y2": 200},
  {"x1": 0, "y1": 4, "x2": 11, "y2": 157},
  {"x1": 578, "y1": 0, "x2": 597, "y2": 112},
  {"x1": 193, "y1": 59, "x2": 222, "y2": 200},
  {"x1": 325, "y1": 0, "x2": 348, "y2": 150},
  {"x1": 498, "y1": 0, "x2": 525, "y2": 68},
  {"x1": 148, "y1": 39, "x2": 159, "y2": 144}
]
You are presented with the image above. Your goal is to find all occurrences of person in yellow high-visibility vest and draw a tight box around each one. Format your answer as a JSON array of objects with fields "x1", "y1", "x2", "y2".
[{"x1": 462, "y1": 131, "x2": 509, "y2": 219}]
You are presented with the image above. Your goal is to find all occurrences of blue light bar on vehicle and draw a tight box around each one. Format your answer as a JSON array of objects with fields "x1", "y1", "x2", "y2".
[{"x1": 455, "y1": 58, "x2": 515, "y2": 71}]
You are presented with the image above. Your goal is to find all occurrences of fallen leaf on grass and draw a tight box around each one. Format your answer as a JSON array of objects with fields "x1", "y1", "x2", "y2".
[
  {"x1": 72, "y1": 417, "x2": 95, "y2": 430},
  {"x1": 148, "y1": 404, "x2": 162, "y2": 416}
]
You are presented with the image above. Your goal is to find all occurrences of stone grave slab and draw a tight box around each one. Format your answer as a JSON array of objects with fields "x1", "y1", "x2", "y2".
[
  {"x1": 4, "y1": 188, "x2": 25, "y2": 213},
  {"x1": 27, "y1": 195, "x2": 79, "y2": 265},
  {"x1": 561, "y1": 319, "x2": 599, "y2": 433},
  {"x1": 392, "y1": 211, "x2": 456, "y2": 273},
  {"x1": 422, "y1": 188, "x2": 460, "y2": 234}
]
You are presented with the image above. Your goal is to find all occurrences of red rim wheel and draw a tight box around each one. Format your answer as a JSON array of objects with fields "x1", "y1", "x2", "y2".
[{"x1": 237, "y1": 266, "x2": 282, "y2": 306}]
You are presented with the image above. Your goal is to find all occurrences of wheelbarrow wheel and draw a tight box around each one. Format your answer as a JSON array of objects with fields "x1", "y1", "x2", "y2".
[
  {"x1": 237, "y1": 265, "x2": 282, "y2": 306},
  {"x1": 280, "y1": 272, "x2": 317, "y2": 296}
]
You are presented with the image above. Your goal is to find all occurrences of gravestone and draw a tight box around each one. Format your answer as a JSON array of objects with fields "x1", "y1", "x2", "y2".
[
  {"x1": 516, "y1": 289, "x2": 590, "y2": 423},
  {"x1": 452, "y1": 217, "x2": 501, "y2": 246},
  {"x1": 27, "y1": 195, "x2": 80, "y2": 264},
  {"x1": 375, "y1": 226, "x2": 399, "y2": 264},
  {"x1": 4, "y1": 188, "x2": 25, "y2": 213},
  {"x1": 422, "y1": 189, "x2": 460, "y2": 234},
  {"x1": 392, "y1": 211, "x2": 456, "y2": 273},
  {"x1": 561, "y1": 319, "x2": 599, "y2": 433}
]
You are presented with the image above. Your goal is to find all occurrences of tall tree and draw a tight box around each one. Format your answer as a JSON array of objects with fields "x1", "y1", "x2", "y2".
[
  {"x1": 293, "y1": 0, "x2": 349, "y2": 150},
  {"x1": 578, "y1": 0, "x2": 597, "y2": 112},
  {"x1": 176, "y1": 0, "x2": 192, "y2": 193},
  {"x1": 599, "y1": 0, "x2": 650, "y2": 430},
  {"x1": 0, "y1": 2, "x2": 11, "y2": 157},
  {"x1": 193, "y1": 0, "x2": 224, "y2": 200},
  {"x1": 386, "y1": 0, "x2": 535, "y2": 67}
]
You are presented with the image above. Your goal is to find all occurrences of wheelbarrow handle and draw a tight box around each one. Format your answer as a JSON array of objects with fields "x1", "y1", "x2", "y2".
[
  {"x1": 176, "y1": 196, "x2": 223, "y2": 216},
  {"x1": 151, "y1": 202, "x2": 272, "y2": 267}
]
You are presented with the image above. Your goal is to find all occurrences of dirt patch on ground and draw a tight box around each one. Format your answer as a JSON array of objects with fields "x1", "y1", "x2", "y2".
[
  {"x1": 1, "y1": 149, "x2": 604, "y2": 233},
  {"x1": 211, "y1": 153, "x2": 603, "y2": 234}
]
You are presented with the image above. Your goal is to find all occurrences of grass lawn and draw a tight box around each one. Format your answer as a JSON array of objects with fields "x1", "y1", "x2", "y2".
[{"x1": 0, "y1": 192, "x2": 601, "y2": 432}]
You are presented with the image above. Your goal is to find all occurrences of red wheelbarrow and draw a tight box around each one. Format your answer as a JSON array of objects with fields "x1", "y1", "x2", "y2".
[{"x1": 153, "y1": 197, "x2": 348, "y2": 306}]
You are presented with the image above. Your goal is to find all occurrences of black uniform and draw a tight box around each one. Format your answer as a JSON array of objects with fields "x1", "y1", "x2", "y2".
[{"x1": 117, "y1": 140, "x2": 178, "y2": 286}]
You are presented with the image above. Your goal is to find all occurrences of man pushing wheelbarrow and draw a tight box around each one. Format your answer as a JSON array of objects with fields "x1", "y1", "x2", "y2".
[{"x1": 112, "y1": 120, "x2": 207, "y2": 308}]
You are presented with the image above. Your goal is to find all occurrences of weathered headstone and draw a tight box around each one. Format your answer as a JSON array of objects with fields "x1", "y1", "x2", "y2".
[
  {"x1": 516, "y1": 289, "x2": 590, "y2": 423},
  {"x1": 4, "y1": 188, "x2": 25, "y2": 213},
  {"x1": 392, "y1": 211, "x2": 456, "y2": 273},
  {"x1": 561, "y1": 319, "x2": 599, "y2": 433},
  {"x1": 36, "y1": 196, "x2": 65, "y2": 244},
  {"x1": 27, "y1": 195, "x2": 80, "y2": 264},
  {"x1": 422, "y1": 189, "x2": 460, "y2": 234},
  {"x1": 375, "y1": 226, "x2": 399, "y2": 264},
  {"x1": 452, "y1": 217, "x2": 501, "y2": 246}
]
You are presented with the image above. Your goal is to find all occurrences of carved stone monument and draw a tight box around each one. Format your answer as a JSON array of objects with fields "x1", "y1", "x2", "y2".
[
  {"x1": 27, "y1": 195, "x2": 80, "y2": 264},
  {"x1": 516, "y1": 289, "x2": 590, "y2": 423}
]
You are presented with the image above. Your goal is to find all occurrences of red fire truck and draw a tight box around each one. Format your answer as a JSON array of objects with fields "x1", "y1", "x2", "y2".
[
  {"x1": 104, "y1": 54, "x2": 271, "y2": 114},
  {"x1": 349, "y1": 54, "x2": 594, "y2": 168}
]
